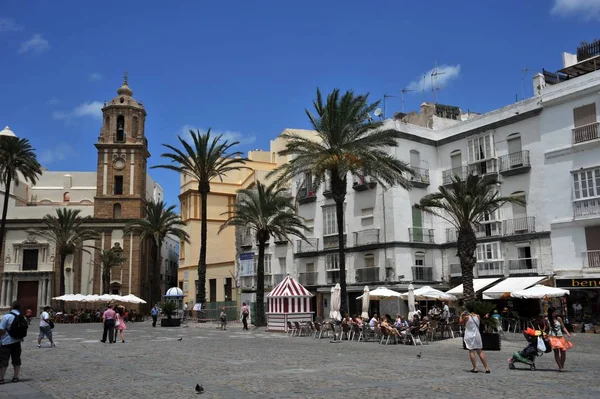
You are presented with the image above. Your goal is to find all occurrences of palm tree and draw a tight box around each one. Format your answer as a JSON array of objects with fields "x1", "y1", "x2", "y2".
[
  {"x1": 270, "y1": 88, "x2": 413, "y2": 315},
  {"x1": 416, "y1": 174, "x2": 525, "y2": 302},
  {"x1": 0, "y1": 136, "x2": 42, "y2": 255},
  {"x1": 220, "y1": 181, "x2": 307, "y2": 326},
  {"x1": 98, "y1": 247, "x2": 127, "y2": 294},
  {"x1": 153, "y1": 129, "x2": 246, "y2": 306},
  {"x1": 36, "y1": 208, "x2": 99, "y2": 296},
  {"x1": 124, "y1": 200, "x2": 190, "y2": 307}
]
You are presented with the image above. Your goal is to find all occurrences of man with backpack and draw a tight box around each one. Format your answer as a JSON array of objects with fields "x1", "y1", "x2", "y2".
[{"x1": 0, "y1": 301, "x2": 28, "y2": 384}]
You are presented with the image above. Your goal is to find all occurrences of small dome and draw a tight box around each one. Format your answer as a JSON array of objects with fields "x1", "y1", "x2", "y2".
[
  {"x1": 165, "y1": 287, "x2": 184, "y2": 297},
  {"x1": 117, "y1": 82, "x2": 133, "y2": 97}
]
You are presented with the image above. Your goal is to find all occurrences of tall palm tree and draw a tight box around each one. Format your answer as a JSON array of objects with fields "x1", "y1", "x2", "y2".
[
  {"x1": 220, "y1": 181, "x2": 307, "y2": 326},
  {"x1": 36, "y1": 208, "x2": 99, "y2": 296},
  {"x1": 153, "y1": 130, "x2": 246, "y2": 306},
  {"x1": 270, "y1": 88, "x2": 413, "y2": 315},
  {"x1": 124, "y1": 200, "x2": 190, "y2": 307},
  {"x1": 98, "y1": 247, "x2": 127, "y2": 294},
  {"x1": 416, "y1": 174, "x2": 525, "y2": 302},
  {"x1": 0, "y1": 136, "x2": 42, "y2": 255}
]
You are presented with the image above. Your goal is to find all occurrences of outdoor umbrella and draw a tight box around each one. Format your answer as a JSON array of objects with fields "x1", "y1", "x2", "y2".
[
  {"x1": 356, "y1": 287, "x2": 401, "y2": 300},
  {"x1": 402, "y1": 286, "x2": 457, "y2": 301},
  {"x1": 330, "y1": 283, "x2": 341, "y2": 321},
  {"x1": 511, "y1": 285, "x2": 570, "y2": 299},
  {"x1": 361, "y1": 286, "x2": 370, "y2": 319},
  {"x1": 407, "y1": 283, "x2": 416, "y2": 319},
  {"x1": 119, "y1": 294, "x2": 147, "y2": 304}
]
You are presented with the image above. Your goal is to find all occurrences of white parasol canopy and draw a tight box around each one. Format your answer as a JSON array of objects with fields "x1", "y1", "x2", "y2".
[
  {"x1": 401, "y1": 286, "x2": 457, "y2": 301},
  {"x1": 329, "y1": 283, "x2": 341, "y2": 321},
  {"x1": 356, "y1": 286, "x2": 401, "y2": 300},
  {"x1": 53, "y1": 294, "x2": 147, "y2": 304},
  {"x1": 407, "y1": 283, "x2": 416, "y2": 319},
  {"x1": 511, "y1": 285, "x2": 570, "y2": 299},
  {"x1": 360, "y1": 286, "x2": 370, "y2": 319},
  {"x1": 120, "y1": 294, "x2": 147, "y2": 304}
]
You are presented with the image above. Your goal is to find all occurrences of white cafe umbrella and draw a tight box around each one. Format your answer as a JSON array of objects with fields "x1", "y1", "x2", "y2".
[
  {"x1": 356, "y1": 287, "x2": 402, "y2": 300},
  {"x1": 402, "y1": 286, "x2": 457, "y2": 301},
  {"x1": 330, "y1": 283, "x2": 341, "y2": 321},
  {"x1": 361, "y1": 286, "x2": 370, "y2": 319},
  {"x1": 407, "y1": 283, "x2": 416, "y2": 319},
  {"x1": 511, "y1": 285, "x2": 570, "y2": 299},
  {"x1": 120, "y1": 294, "x2": 147, "y2": 304}
]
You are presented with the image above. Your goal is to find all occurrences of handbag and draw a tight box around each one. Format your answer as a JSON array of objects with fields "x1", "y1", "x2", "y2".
[
  {"x1": 48, "y1": 320, "x2": 55, "y2": 330},
  {"x1": 115, "y1": 317, "x2": 121, "y2": 327},
  {"x1": 536, "y1": 337, "x2": 546, "y2": 352}
]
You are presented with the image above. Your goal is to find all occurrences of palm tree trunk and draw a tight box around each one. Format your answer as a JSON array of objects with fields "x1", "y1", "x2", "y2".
[
  {"x1": 0, "y1": 174, "x2": 12, "y2": 262},
  {"x1": 197, "y1": 184, "x2": 209, "y2": 305},
  {"x1": 152, "y1": 239, "x2": 161, "y2": 307},
  {"x1": 59, "y1": 253, "x2": 67, "y2": 296},
  {"x1": 102, "y1": 270, "x2": 109, "y2": 294},
  {"x1": 334, "y1": 198, "x2": 348, "y2": 316},
  {"x1": 255, "y1": 238, "x2": 267, "y2": 326},
  {"x1": 457, "y1": 228, "x2": 477, "y2": 302}
]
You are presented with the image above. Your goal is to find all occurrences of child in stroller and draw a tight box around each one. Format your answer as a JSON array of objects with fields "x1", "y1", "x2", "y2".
[{"x1": 508, "y1": 327, "x2": 549, "y2": 371}]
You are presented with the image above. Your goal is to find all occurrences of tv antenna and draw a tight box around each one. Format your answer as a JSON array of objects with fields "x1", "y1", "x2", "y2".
[
  {"x1": 401, "y1": 88, "x2": 414, "y2": 112},
  {"x1": 521, "y1": 67, "x2": 535, "y2": 101},
  {"x1": 383, "y1": 94, "x2": 396, "y2": 118},
  {"x1": 431, "y1": 62, "x2": 446, "y2": 103}
]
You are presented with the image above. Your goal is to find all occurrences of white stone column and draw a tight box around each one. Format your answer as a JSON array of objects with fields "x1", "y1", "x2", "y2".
[
  {"x1": 37, "y1": 279, "x2": 43, "y2": 308},
  {"x1": 46, "y1": 278, "x2": 51, "y2": 305},
  {"x1": 1, "y1": 279, "x2": 6, "y2": 307},
  {"x1": 7, "y1": 279, "x2": 13, "y2": 304}
]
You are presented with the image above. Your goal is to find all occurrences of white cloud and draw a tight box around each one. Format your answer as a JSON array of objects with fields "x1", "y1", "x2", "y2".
[
  {"x1": 406, "y1": 64, "x2": 461, "y2": 92},
  {"x1": 47, "y1": 97, "x2": 59, "y2": 105},
  {"x1": 38, "y1": 143, "x2": 76, "y2": 166},
  {"x1": 89, "y1": 72, "x2": 103, "y2": 81},
  {"x1": 0, "y1": 17, "x2": 22, "y2": 32},
  {"x1": 551, "y1": 0, "x2": 600, "y2": 19},
  {"x1": 180, "y1": 124, "x2": 256, "y2": 146},
  {"x1": 53, "y1": 101, "x2": 103, "y2": 124},
  {"x1": 18, "y1": 33, "x2": 50, "y2": 54}
]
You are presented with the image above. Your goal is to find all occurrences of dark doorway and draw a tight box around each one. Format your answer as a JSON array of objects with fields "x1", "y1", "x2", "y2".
[
  {"x1": 17, "y1": 281, "x2": 39, "y2": 316},
  {"x1": 348, "y1": 292, "x2": 360, "y2": 317},
  {"x1": 209, "y1": 279, "x2": 217, "y2": 302},
  {"x1": 22, "y1": 249, "x2": 39, "y2": 271},
  {"x1": 224, "y1": 278, "x2": 232, "y2": 302}
]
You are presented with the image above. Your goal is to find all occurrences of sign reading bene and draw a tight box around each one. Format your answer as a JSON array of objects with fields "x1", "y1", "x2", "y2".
[{"x1": 556, "y1": 278, "x2": 600, "y2": 288}]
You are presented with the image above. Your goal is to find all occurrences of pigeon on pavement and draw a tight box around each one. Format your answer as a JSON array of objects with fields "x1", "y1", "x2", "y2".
[{"x1": 195, "y1": 384, "x2": 204, "y2": 394}]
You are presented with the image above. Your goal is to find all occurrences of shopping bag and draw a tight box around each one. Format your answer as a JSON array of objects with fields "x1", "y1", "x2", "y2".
[{"x1": 537, "y1": 337, "x2": 546, "y2": 352}]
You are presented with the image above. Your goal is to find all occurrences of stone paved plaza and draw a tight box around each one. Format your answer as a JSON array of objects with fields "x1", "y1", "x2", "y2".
[{"x1": 1, "y1": 320, "x2": 599, "y2": 398}]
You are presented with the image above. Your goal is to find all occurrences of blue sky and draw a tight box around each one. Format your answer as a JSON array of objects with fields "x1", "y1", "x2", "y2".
[{"x1": 1, "y1": 0, "x2": 599, "y2": 208}]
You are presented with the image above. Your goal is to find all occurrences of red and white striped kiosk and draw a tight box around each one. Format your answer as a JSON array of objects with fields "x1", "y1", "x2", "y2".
[{"x1": 266, "y1": 275, "x2": 314, "y2": 332}]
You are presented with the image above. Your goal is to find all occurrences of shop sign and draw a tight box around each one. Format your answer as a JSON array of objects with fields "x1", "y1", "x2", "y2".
[{"x1": 556, "y1": 278, "x2": 600, "y2": 288}]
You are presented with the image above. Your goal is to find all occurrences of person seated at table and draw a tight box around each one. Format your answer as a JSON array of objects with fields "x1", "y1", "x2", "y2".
[
  {"x1": 384, "y1": 314, "x2": 393, "y2": 324},
  {"x1": 369, "y1": 314, "x2": 378, "y2": 330},
  {"x1": 395, "y1": 315, "x2": 409, "y2": 329},
  {"x1": 381, "y1": 318, "x2": 400, "y2": 337},
  {"x1": 354, "y1": 316, "x2": 363, "y2": 326},
  {"x1": 419, "y1": 316, "x2": 430, "y2": 332}
]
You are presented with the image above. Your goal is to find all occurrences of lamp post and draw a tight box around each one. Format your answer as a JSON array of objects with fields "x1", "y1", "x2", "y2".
[{"x1": 0, "y1": 126, "x2": 18, "y2": 263}]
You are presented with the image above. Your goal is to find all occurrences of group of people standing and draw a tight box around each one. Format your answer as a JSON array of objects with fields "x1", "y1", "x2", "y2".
[{"x1": 100, "y1": 304, "x2": 127, "y2": 344}]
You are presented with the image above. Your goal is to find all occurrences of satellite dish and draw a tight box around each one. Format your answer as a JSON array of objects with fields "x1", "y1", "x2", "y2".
[{"x1": 374, "y1": 108, "x2": 383, "y2": 117}]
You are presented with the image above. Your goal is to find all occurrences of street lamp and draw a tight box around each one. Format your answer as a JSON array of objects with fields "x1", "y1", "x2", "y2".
[{"x1": 0, "y1": 126, "x2": 18, "y2": 263}]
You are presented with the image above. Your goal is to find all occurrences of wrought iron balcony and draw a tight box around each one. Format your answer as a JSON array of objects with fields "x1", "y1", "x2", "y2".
[
  {"x1": 475, "y1": 222, "x2": 502, "y2": 238},
  {"x1": 442, "y1": 166, "x2": 468, "y2": 185},
  {"x1": 412, "y1": 266, "x2": 434, "y2": 282},
  {"x1": 573, "y1": 122, "x2": 599, "y2": 144},
  {"x1": 508, "y1": 258, "x2": 539, "y2": 275},
  {"x1": 297, "y1": 186, "x2": 317, "y2": 204},
  {"x1": 468, "y1": 159, "x2": 500, "y2": 184},
  {"x1": 297, "y1": 238, "x2": 319, "y2": 253},
  {"x1": 584, "y1": 250, "x2": 600, "y2": 269},
  {"x1": 355, "y1": 267, "x2": 380, "y2": 283},
  {"x1": 354, "y1": 229, "x2": 380, "y2": 246},
  {"x1": 476, "y1": 261, "x2": 504, "y2": 277},
  {"x1": 410, "y1": 167, "x2": 430, "y2": 188},
  {"x1": 499, "y1": 151, "x2": 531, "y2": 176},
  {"x1": 502, "y1": 217, "x2": 535, "y2": 235},
  {"x1": 298, "y1": 272, "x2": 318, "y2": 286},
  {"x1": 352, "y1": 175, "x2": 377, "y2": 191},
  {"x1": 239, "y1": 275, "x2": 276, "y2": 290},
  {"x1": 323, "y1": 234, "x2": 346, "y2": 249},
  {"x1": 573, "y1": 198, "x2": 600, "y2": 218},
  {"x1": 326, "y1": 270, "x2": 346, "y2": 284},
  {"x1": 409, "y1": 227, "x2": 434, "y2": 244},
  {"x1": 450, "y1": 264, "x2": 462, "y2": 277}
]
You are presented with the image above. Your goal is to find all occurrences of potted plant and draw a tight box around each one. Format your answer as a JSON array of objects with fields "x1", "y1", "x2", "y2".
[
  {"x1": 160, "y1": 301, "x2": 181, "y2": 327},
  {"x1": 462, "y1": 300, "x2": 501, "y2": 351}
]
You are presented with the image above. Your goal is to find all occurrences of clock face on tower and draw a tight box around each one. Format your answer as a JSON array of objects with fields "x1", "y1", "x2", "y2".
[{"x1": 113, "y1": 156, "x2": 126, "y2": 170}]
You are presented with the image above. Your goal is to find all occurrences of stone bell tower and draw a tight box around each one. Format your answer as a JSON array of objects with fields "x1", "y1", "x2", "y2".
[{"x1": 94, "y1": 73, "x2": 150, "y2": 219}]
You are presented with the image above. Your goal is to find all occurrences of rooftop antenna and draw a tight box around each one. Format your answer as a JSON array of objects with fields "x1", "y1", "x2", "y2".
[
  {"x1": 401, "y1": 88, "x2": 414, "y2": 112},
  {"x1": 383, "y1": 94, "x2": 396, "y2": 118},
  {"x1": 431, "y1": 61, "x2": 446, "y2": 103},
  {"x1": 521, "y1": 67, "x2": 534, "y2": 101}
]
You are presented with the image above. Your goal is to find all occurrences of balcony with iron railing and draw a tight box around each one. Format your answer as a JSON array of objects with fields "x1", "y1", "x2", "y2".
[
  {"x1": 577, "y1": 39, "x2": 600, "y2": 61},
  {"x1": 323, "y1": 234, "x2": 346, "y2": 249},
  {"x1": 354, "y1": 229, "x2": 380, "y2": 246},
  {"x1": 323, "y1": 180, "x2": 333, "y2": 199},
  {"x1": 450, "y1": 264, "x2": 462, "y2": 278},
  {"x1": 297, "y1": 186, "x2": 317, "y2": 204},
  {"x1": 468, "y1": 159, "x2": 500, "y2": 184},
  {"x1": 508, "y1": 258, "x2": 539, "y2": 275},
  {"x1": 573, "y1": 122, "x2": 600, "y2": 144},
  {"x1": 502, "y1": 217, "x2": 536, "y2": 235},
  {"x1": 352, "y1": 175, "x2": 377, "y2": 191},
  {"x1": 239, "y1": 275, "x2": 276, "y2": 290},
  {"x1": 442, "y1": 166, "x2": 468, "y2": 185},
  {"x1": 412, "y1": 265, "x2": 434, "y2": 282},
  {"x1": 584, "y1": 250, "x2": 600, "y2": 269},
  {"x1": 409, "y1": 227, "x2": 434, "y2": 244},
  {"x1": 475, "y1": 222, "x2": 502, "y2": 238},
  {"x1": 297, "y1": 238, "x2": 319, "y2": 253},
  {"x1": 298, "y1": 272, "x2": 319, "y2": 286},
  {"x1": 326, "y1": 270, "x2": 346, "y2": 285},
  {"x1": 476, "y1": 261, "x2": 504, "y2": 277},
  {"x1": 573, "y1": 198, "x2": 600, "y2": 218},
  {"x1": 410, "y1": 167, "x2": 430, "y2": 188},
  {"x1": 499, "y1": 151, "x2": 531, "y2": 176},
  {"x1": 355, "y1": 267, "x2": 380, "y2": 283}
]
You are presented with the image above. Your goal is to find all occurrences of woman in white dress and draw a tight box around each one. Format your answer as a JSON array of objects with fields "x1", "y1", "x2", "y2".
[{"x1": 460, "y1": 303, "x2": 490, "y2": 373}]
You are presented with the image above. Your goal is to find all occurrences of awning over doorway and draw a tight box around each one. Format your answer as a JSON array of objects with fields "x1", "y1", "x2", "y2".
[
  {"x1": 446, "y1": 278, "x2": 501, "y2": 297},
  {"x1": 482, "y1": 276, "x2": 545, "y2": 300}
]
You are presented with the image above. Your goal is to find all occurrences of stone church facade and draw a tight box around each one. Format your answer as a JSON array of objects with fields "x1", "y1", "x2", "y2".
[{"x1": 0, "y1": 76, "x2": 166, "y2": 314}]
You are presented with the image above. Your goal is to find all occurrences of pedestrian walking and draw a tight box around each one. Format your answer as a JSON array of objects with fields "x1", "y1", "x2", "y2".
[
  {"x1": 151, "y1": 304, "x2": 159, "y2": 327},
  {"x1": 220, "y1": 307, "x2": 227, "y2": 331},
  {"x1": 115, "y1": 306, "x2": 127, "y2": 343},
  {"x1": 24, "y1": 307, "x2": 33, "y2": 326},
  {"x1": 0, "y1": 301, "x2": 28, "y2": 384},
  {"x1": 241, "y1": 302, "x2": 249, "y2": 330},
  {"x1": 37, "y1": 306, "x2": 55, "y2": 348},
  {"x1": 101, "y1": 304, "x2": 116, "y2": 343},
  {"x1": 460, "y1": 303, "x2": 490, "y2": 374},
  {"x1": 545, "y1": 307, "x2": 572, "y2": 372}
]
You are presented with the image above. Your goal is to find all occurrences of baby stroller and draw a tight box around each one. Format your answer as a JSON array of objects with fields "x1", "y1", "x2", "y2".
[{"x1": 508, "y1": 328, "x2": 549, "y2": 371}]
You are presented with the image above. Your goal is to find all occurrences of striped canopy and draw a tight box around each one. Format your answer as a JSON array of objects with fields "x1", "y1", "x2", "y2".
[{"x1": 267, "y1": 276, "x2": 313, "y2": 298}]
